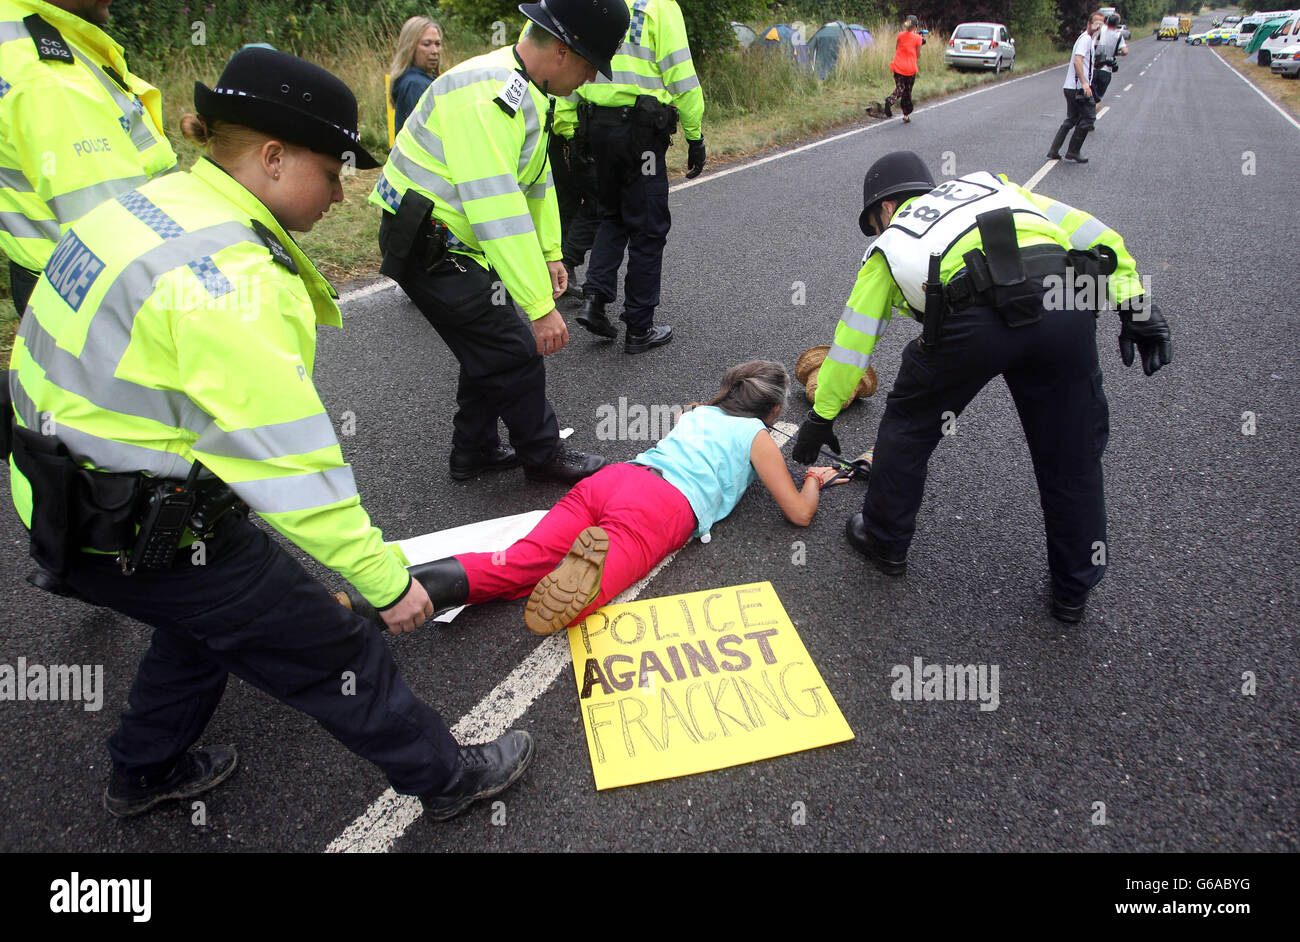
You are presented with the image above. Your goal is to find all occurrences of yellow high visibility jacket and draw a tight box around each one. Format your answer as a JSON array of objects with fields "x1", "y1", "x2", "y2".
[
  {"x1": 8, "y1": 158, "x2": 411, "y2": 606},
  {"x1": 369, "y1": 44, "x2": 561, "y2": 321},
  {"x1": 0, "y1": 0, "x2": 175, "y2": 273},
  {"x1": 577, "y1": 0, "x2": 704, "y2": 140},
  {"x1": 814, "y1": 173, "x2": 1143, "y2": 420}
]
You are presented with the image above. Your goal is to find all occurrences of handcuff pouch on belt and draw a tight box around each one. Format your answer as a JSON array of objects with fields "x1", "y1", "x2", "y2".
[
  {"x1": 380, "y1": 189, "x2": 448, "y2": 280},
  {"x1": 10, "y1": 426, "x2": 246, "y2": 576},
  {"x1": 975, "y1": 206, "x2": 1043, "y2": 328},
  {"x1": 631, "y1": 95, "x2": 678, "y2": 149}
]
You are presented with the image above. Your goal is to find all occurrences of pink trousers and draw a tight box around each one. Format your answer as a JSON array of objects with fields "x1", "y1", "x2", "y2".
[{"x1": 456, "y1": 463, "x2": 697, "y2": 624}]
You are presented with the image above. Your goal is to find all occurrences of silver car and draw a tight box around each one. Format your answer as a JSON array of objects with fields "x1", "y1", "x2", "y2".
[
  {"x1": 1270, "y1": 48, "x2": 1300, "y2": 77},
  {"x1": 944, "y1": 22, "x2": 1016, "y2": 73}
]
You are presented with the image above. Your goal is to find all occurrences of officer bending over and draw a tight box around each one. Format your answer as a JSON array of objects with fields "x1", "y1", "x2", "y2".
[{"x1": 793, "y1": 151, "x2": 1171, "y2": 622}]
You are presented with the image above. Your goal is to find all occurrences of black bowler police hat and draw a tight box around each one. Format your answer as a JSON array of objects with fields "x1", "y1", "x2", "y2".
[
  {"x1": 194, "y1": 48, "x2": 379, "y2": 169},
  {"x1": 518, "y1": 0, "x2": 630, "y2": 79}
]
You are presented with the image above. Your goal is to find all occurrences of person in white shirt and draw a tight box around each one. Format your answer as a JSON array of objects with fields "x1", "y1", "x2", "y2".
[
  {"x1": 1046, "y1": 11, "x2": 1105, "y2": 163},
  {"x1": 1092, "y1": 13, "x2": 1128, "y2": 100}
]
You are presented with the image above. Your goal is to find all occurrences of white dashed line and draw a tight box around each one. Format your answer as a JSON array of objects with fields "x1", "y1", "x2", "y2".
[
  {"x1": 1023, "y1": 160, "x2": 1057, "y2": 192},
  {"x1": 1123, "y1": 83, "x2": 1133, "y2": 91}
]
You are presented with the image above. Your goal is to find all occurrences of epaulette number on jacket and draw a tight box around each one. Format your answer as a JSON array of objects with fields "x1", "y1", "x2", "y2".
[
  {"x1": 23, "y1": 15, "x2": 73, "y2": 64},
  {"x1": 251, "y1": 220, "x2": 298, "y2": 275},
  {"x1": 494, "y1": 72, "x2": 529, "y2": 117}
]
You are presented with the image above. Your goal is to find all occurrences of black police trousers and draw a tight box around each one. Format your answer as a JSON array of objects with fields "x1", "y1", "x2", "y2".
[
  {"x1": 9, "y1": 261, "x2": 39, "y2": 315},
  {"x1": 549, "y1": 135, "x2": 599, "y2": 271},
  {"x1": 379, "y1": 213, "x2": 562, "y2": 465},
  {"x1": 62, "y1": 515, "x2": 459, "y2": 795},
  {"x1": 862, "y1": 302, "x2": 1110, "y2": 602},
  {"x1": 582, "y1": 113, "x2": 671, "y2": 331}
]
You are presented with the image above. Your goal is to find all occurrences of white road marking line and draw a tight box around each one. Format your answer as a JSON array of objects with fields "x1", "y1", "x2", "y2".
[
  {"x1": 672, "y1": 63, "x2": 1063, "y2": 193},
  {"x1": 1140, "y1": 70, "x2": 1147, "y2": 75},
  {"x1": 1096, "y1": 106, "x2": 1111, "y2": 120},
  {"x1": 1023, "y1": 160, "x2": 1057, "y2": 192},
  {"x1": 1123, "y1": 83, "x2": 1133, "y2": 91},
  {"x1": 339, "y1": 278, "x2": 396, "y2": 304},
  {"x1": 327, "y1": 427, "x2": 800, "y2": 852},
  {"x1": 1208, "y1": 45, "x2": 1300, "y2": 132}
]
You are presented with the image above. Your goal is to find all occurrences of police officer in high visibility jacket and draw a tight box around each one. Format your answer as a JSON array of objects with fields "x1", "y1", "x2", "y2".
[
  {"x1": 372, "y1": 0, "x2": 628, "y2": 487},
  {"x1": 6, "y1": 48, "x2": 532, "y2": 820},
  {"x1": 574, "y1": 0, "x2": 705, "y2": 354},
  {"x1": 792, "y1": 151, "x2": 1172, "y2": 623},
  {"x1": 0, "y1": 0, "x2": 175, "y2": 313}
]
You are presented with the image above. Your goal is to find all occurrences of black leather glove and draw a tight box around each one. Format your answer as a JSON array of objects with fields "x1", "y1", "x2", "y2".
[
  {"x1": 1118, "y1": 299, "x2": 1171, "y2": 376},
  {"x1": 792, "y1": 412, "x2": 840, "y2": 465},
  {"x1": 685, "y1": 137, "x2": 706, "y2": 179}
]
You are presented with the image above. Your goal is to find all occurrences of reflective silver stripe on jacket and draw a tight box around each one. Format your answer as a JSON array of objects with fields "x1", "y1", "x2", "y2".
[
  {"x1": 194, "y1": 412, "x2": 340, "y2": 463},
  {"x1": 232, "y1": 465, "x2": 358, "y2": 514},
  {"x1": 48, "y1": 175, "x2": 147, "y2": 223},
  {"x1": 827, "y1": 344, "x2": 872, "y2": 371},
  {"x1": 0, "y1": 210, "x2": 58, "y2": 240}
]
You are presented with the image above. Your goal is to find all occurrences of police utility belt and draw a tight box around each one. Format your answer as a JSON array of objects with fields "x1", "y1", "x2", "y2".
[
  {"x1": 578, "y1": 96, "x2": 678, "y2": 134},
  {"x1": 8, "y1": 425, "x2": 247, "y2": 577},
  {"x1": 919, "y1": 207, "x2": 1117, "y2": 348}
]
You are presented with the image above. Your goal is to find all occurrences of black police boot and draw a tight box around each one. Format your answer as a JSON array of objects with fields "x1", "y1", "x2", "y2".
[
  {"x1": 562, "y1": 263, "x2": 583, "y2": 299},
  {"x1": 336, "y1": 558, "x2": 470, "y2": 624},
  {"x1": 1063, "y1": 129, "x2": 1090, "y2": 163},
  {"x1": 523, "y1": 445, "x2": 607, "y2": 485},
  {"x1": 625, "y1": 324, "x2": 673, "y2": 355},
  {"x1": 1046, "y1": 126, "x2": 1069, "y2": 160},
  {"x1": 420, "y1": 730, "x2": 535, "y2": 822},
  {"x1": 104, "y1": 745, "x2": 238, "y2": 818},
  {"x1": 410, "y1": 558, "x2": 470, "y2": 612},
  {"x1": 576, "y1": 295, "x2": 617, "y2": 338},
  {"x1": 1050, "y1": 591, "x2": 1088, "y2": 623},
  {"x1": 845, "y1": 512, "x2": 907, "y2": 577},
  {"x1": 449, "y1": 442, "x2": 520, "y2": 481}
]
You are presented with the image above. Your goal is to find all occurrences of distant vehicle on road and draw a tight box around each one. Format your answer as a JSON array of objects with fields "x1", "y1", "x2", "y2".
[
  {"x1": 1157, "y1": 15, "x2": 1181, "y2": 40},
  {"x1": 1187, "y1": 26, "x2": 1238, "y2": 45},
  {"x1": 1258, "y1": 12, "x2": 1300, "y2": 66},
  {"x1": 944, "y1": 22, "x2": 1016, "y2": 73},
  {"x1": 1179, "y1": 14, "x2": 1193, "y2": 35}
]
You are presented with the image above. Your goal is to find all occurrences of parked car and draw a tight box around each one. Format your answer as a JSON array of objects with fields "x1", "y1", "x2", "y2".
[
  {"x1": 944, "y1": 22, "x2": 1016, "y2": 72},
  {"x1": 1270, "y1": 47, "x2": 1300, "y2": 75},
  {"x1": 1188, "y1": 26, "x2": 1238, "y2": 45}
]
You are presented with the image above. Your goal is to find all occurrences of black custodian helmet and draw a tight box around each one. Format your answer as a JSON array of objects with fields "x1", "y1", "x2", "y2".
[
  {"x1": 518, "y1": 0, "x2": 631, "y2": 79},
  {"x1": 859, "y1": 150, "x2": 937, "y2": 236}
]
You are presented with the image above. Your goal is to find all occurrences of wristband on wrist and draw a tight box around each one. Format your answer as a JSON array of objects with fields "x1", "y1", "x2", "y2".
[{"x1": 803, "y1": 471, "x2": 823, "y2": 490}]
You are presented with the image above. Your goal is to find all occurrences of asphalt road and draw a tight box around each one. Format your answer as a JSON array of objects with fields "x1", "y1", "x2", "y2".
[{"x1": 1, "y1": 11, "x2": 1295, "y2": 854}]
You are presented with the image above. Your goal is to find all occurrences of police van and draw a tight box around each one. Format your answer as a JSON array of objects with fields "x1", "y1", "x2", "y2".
[
  {"x1": 1259, "y1": 11, "x2": 1300, "y2": 65},
  {"x1": 1157, "y1": 15, "x2": 1180, "y2": 40}
]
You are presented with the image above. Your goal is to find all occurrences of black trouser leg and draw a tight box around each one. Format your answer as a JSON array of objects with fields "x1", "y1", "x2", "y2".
[
  {"x1": 584, "y1": 120, "x2": 632, "y2": 305},
  {"x1": 560, "y1": 144, "x2": 600, "y2": 270},
  {"x1": 618, "y1": 135, "x2": 670, "y2": 330},
  {"x1": 67, "y1": 518, "x2": 460, "y2": 795},
  {"x1": 379, "y1": 214, "x2": 561, "y2": 465},
  {"x1": 1004, "y1": 309, "x2": 1109, "y2": 601},
  {"x1": 862, "y1": 321, "x2": 1002, "y2": 554}
]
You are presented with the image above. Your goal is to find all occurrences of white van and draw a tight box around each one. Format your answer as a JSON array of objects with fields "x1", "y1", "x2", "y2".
[
  {"x1": 1258, "y1": 12, "x2": 1300, "y2": 65},
  {"x1": 1236, "y1": 10, "x2": 1298, "y2": 47}
]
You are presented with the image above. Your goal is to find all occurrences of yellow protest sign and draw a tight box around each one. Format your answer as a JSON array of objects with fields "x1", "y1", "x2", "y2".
[{"x1": 567, "y1": 581, "x2": 854, "y2": 789}]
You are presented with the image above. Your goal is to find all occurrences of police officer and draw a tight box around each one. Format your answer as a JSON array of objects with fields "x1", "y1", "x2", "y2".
[
  {"x1": 0, "y1": 0, "x2": 176, "y2": 313},
  {"x1": 792, "y1": 151, "x2": 1171, "y2": 622},
  {"x1": 574, "y1": 0, "x2": 705, "y2": 354},
  {"x1": 372, "y1": 0, "x2": 628, "y2": 486},
  {"x1": 6, "y1": 48, "x2": 532, "y2": 820}
]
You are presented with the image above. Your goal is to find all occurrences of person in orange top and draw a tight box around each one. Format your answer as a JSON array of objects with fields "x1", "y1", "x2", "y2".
[{"x1": 871, "y1": 15, "x2": 926, "y2": 122}]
